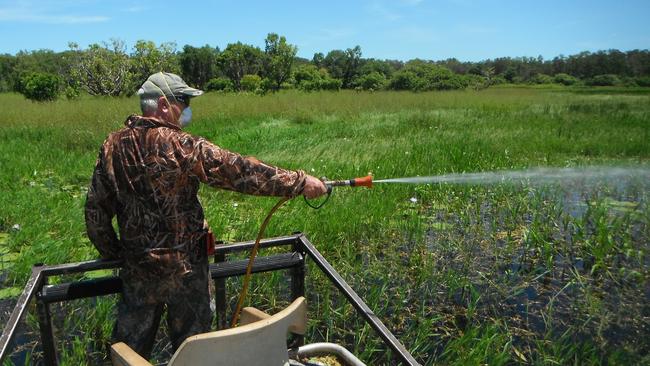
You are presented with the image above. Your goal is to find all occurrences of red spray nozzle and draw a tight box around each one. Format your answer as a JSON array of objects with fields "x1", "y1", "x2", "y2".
[
  {"x1": 352, "y1": 175, "x2": 373, "y2": 188},
  {"x1": 310, "y1": 175, "x2": 373, "y2": 209}
]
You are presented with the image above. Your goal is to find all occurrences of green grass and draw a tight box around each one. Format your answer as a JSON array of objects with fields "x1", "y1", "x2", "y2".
[{"x1": 0, "y1": 88, "x2": 649, "y2": 365}]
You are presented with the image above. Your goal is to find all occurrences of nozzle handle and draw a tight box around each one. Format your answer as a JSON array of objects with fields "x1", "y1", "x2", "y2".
[
  {"x1": 323, "y1": 175, "x2": 373, "y2": 188},
  {"x1": 323, "y1": 179, "x2": 353, "y2": 187},
  {"x1": 305, "y1": 177, "x2": 333, "y2": 209}
]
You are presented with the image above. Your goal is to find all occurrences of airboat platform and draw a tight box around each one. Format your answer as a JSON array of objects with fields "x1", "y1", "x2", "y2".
[{"x1": 0, "y1": 233, "x2": 420, "y2": 365}]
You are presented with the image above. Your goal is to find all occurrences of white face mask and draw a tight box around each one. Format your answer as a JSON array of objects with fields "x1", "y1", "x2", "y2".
[{"x1": 179, "y1": 106, "x2": 192, "y2": 127}]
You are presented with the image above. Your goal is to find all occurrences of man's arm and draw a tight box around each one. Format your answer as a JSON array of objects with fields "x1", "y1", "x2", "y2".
[
  {"x1": 189, "y1": 137, "x2": 325, "y2": 198},
  {"x1": 85, "y1": 148, "x2": 120, "y2": 259}
]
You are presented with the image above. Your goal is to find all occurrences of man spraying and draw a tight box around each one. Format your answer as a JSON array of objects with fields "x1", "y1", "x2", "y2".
[{"x1": 84, "y1": 72, "x2": 327, "y2": 359}]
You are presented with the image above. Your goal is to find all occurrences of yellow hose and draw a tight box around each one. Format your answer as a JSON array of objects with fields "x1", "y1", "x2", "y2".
[{"x1": 230, "y1": 197, "x2": 291, "y2": 328}]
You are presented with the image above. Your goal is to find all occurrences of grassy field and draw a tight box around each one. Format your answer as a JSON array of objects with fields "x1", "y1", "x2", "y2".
[{"x1": 0, "y1": 88, "x2": 649, "y2": 365}]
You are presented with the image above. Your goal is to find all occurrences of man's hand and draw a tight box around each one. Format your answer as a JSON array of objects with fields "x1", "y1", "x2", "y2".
[{"x1": 303, "y1": 175, "x2": 328, "y2": 199}]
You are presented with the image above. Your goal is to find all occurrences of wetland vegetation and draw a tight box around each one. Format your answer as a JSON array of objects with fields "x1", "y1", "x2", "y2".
[{"x1": 0, "y1": 87, "x2": 649, "y2": 365}]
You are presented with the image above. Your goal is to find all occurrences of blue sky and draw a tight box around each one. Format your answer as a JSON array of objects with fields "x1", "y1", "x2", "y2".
[{"x1": 0, "y1": 0, "x2": 648, "y2": 61}]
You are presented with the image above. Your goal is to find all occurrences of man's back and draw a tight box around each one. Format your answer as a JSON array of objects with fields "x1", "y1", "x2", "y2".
[
  {"x1": 86, "y1": 115, "x2": 205, "y2": 264},
  {"x1": 85, "y1": 114, "x2": 308, "y2": 268}
]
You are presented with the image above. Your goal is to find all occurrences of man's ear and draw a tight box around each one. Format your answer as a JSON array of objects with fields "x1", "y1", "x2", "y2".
[{"x1": 158, "y1": 96, "x2": 170, "y2": 112}]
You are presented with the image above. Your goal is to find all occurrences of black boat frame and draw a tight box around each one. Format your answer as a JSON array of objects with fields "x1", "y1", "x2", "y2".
[{"x1": 0, "y1": 233, "x2": 420, "y2": 365}]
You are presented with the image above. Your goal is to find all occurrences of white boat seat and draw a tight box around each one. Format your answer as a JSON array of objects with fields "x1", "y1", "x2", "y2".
[{"x1": 111, "y1": 297, "x2": 307, "y2": 366}]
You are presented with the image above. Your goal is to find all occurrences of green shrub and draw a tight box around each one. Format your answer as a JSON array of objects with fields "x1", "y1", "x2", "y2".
[
  {"x1": 293, "y1": 64, "x2": 321, "y2": 85},
  {"x1": 20, "y1": 72, "x2": 61, "y2": 101},
  {"x1": 297, "y1": 80, "x2": 318, "y2": 91},
  {"x1": 280, "y1": 81, "x2": 294, "y2": 90},
  {"x1": 354, "y1": 71, "x2": 387, "y2": 90},
  {"x1": 620, "y1": 76, "x2": 639, "y2": 87},
  {"x1": 64, "y1": 85, "x2": 81, "y2": 100},
  {"x1": 240, "y1": 74, "x2": 262, "y2": 92},
  {"x1": 388, "y1": 61, "x2": 465, "y2": 91},
  {"x1": 205, "y1": 77, "x2": 233, "y2": 92},
  {"x1": 463, "y1": 74, "x2": 487, "y2": 88},
  {"x1": 258, "y1": 77, "x2": 285, "y2": 94},
  {"x1": 553, "y1": 73, "x2": 578, "y2": 86},
  {"x1": 388, "y1": 70, "x2": 418, "y2": 90},
  {"x1": 490, "y1": 75, "x2": 507, "y2": 85},
  {"x1": 530, "y1": 73, "x2": 553, "y2": 84},
  {"x1": 298, "y1": 78, "x2": 341, "y2": 91},
  {"x1": 512, "y1": 76, "x2": 526, "y2": 84},
  {"x1": 319, "y1": 77, "x2": 342, "y2": 91},
  {"x1": 420, "y1": 71, "x2": 466, "y2": 91},
  {"x1": 585, "y1": 74, "x2": 621, "y2": 86},
  {"x1": 503, "y1": 67, "x2": 517, "y2": 82},
  {"x1": 293, "y1": 65, "x2": 341, "y2": 91},
  {"x1": 635, "y1": 76, "x2": 650, "y2": 87}
]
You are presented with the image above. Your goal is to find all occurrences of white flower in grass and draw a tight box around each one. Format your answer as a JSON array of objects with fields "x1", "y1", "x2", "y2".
[{"x1": 409, "y1": 197, "x2": 417, "y2": 203}]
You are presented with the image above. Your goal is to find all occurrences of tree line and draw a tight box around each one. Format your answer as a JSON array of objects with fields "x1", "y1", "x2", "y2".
[{"x1": 1, "y1": 33, "x2": 649, "y2": 101}]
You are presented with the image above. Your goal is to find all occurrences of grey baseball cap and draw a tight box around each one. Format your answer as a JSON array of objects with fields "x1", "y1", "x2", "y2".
[{"x1": 138, "y1": 72, "x2": 203, "y2": 100}]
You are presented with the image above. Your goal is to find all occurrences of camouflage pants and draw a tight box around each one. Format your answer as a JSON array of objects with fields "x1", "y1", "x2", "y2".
[{"x1": 113, "y1": 258, "x2": 213, "y2": 359}]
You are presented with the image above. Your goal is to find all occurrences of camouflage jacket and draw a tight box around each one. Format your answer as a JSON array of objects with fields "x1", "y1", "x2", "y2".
[{"x1": 85, "y1": 115, "x2": 306, "y2": 271}]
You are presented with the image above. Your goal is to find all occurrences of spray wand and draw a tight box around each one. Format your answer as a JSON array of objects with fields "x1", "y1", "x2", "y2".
[{"x1": 303, "y1": 175, "x2": 374, "y2": 209}]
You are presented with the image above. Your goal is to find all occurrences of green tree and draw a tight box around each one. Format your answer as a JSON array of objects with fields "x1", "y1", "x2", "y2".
[
  {"x1": 20, "y1": 72, "x2": 61, "y2": 101},
  {"x1": 635, "y1": 76, "x2": 650, "y2": 87},
  {"x1": 0, "y1": 54, "x2": 17, "y2": 92},
  {"x1": 262, "y1": 33, "x2": 297, "y2": 91},
  {"x1": 355, "y1": 71, "x2": 387, "y2": 90},
  {"x1": 585, "y1": 74, "x2": 621, "y2": 86},
  {"x1": 130, "y1": 40, "x2": 179, "y2": 90},
  {"x1": 468, "y1": 64, "x2": 483, "y2": 76},
  {"x1": 312, "y1": 52, "x2": 325, "y2": 68},
  {"x1": 292, "y1": 64, "x2": 341, "y2": 91},
  {"x1": 342, "y1": 46, "x2": 363, "y2": 88},
  {"x1": 323, "y1": 46, "x2": 362, "y2": 88},
  {"x1": 530, "y1": 73, "x2": 553, "y2": 84},
  {"x1": 293, "y1": 64, "x2": 321, "y2": 85},
  {"x1": 627, "y1": 49, "x2": 650, "y2": 77},
  {"x1": 358, "y1": 59, "x2": 396, "y2": 78},
  {"x1": 205, "y1": 77, "x2": 233, "y2": 92},
  {"x1": 217, "y1": 42, "x2": 263, "y2": 91},
  {"x1": 389, "y1": 70, "x2": 418, "y2": 90},
  {"x1": 503, "y1": 66, "x2": 517, "y2": 83},
  {"x1": 240, "y1": 74, "x2": 262, "y2": 92},
  {"x1": 12, "y1": 49, "x2": 72, "y2": 92},
  {"x1": 553, "y1": 73, "x2": 578, "y2": 85},
  {"x1": 437, "y1": 58, "x2": 470, "y2": 74},
  {"x1": 322, "y1": 50, "x2": 346, "y2": 80},
  {"x1": 179, "y1": 45, "x2": 219, "y2": 89},
  {"x1": 68, "y1": 40, "x2": 131, "y2": 96}
]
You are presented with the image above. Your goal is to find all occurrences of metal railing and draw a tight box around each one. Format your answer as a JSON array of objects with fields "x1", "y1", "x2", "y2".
[{"x1": 0, "y1": 233, "x2": 420, "y2": 365}]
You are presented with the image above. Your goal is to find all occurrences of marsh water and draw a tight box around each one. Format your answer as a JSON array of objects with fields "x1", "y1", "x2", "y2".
[{"x1": 413, "y1": 169, "x2": 649, "y2": 359}]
